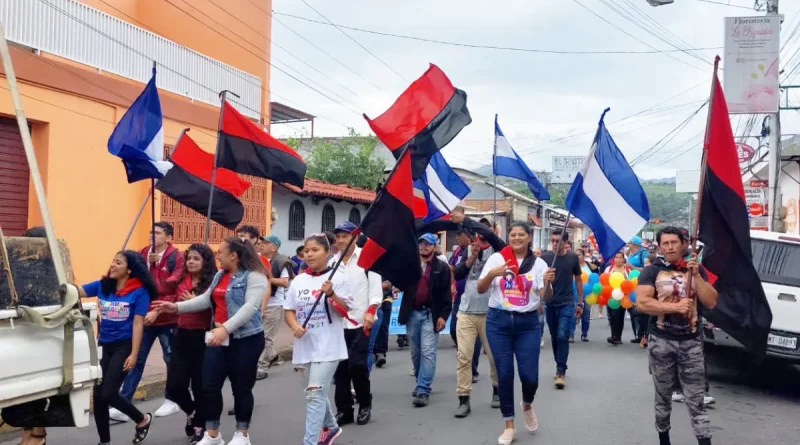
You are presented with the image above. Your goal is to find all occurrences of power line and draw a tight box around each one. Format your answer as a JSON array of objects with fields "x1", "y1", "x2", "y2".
[
  {"x1": 630, "y1": 101, "x2": 708, "y2": 166},
  {"x1": 246, "y1": 1, "x2": 391, "y2": 96},
  {"x1": 571, "y1": 0, "x2": 708, "y2": 72},
  {"x1": 272, "y1": 11, "x2": 723, "y2": 55},
  {"x1": 696, "y1": 0, "x2": 754, "y2": 10},
  {"x1": 297, "y1": 0, "x2": 410, "y2": 82}
]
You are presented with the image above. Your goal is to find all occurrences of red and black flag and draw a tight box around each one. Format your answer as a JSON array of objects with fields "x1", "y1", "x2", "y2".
[
  {"x1": 156, "y1": 133, "x2": 251, "y2": 230},
  {"x1": 698, "y1": 71, "x2": 772, "y2": 356},
  {"x1": 364, "y1": 64, "x2": 471, "y2": 179},
  {"x1": 358, "y1": 150, "x2": 425, "y2": 293},
  {"x1": 217, "y1": 101, "x2": 306, "y2": 187}
]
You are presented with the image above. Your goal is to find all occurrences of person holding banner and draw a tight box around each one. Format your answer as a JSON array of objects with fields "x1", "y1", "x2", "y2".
[
  {"x1": 153, "y1": 238, "x2": 269, "y2": 445},
  {"x1": 283, "y1": 233, "x2": 353, "y2": 445},
  {"x1": 477, "y1": 222, "x2": 552, "y2": 445}
]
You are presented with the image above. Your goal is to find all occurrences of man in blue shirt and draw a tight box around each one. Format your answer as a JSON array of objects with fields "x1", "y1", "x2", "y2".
[{"x1": 627, "y1": 236, "x2": 648, "y2": 270}]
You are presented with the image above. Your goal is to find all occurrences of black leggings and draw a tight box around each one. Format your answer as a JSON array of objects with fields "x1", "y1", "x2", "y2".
[
  {"x1": 165, "y1": 328, "x2": 206, "y2": 429},
  {"x1": 202, "y1": 332, "x2": 265, "y2": 431},
  {"x1": 609, "y1": 307, "x2": 634, "y2": 341},
  {"x1": 95, "y1": 339, "x2": 145, "y2": 444}
]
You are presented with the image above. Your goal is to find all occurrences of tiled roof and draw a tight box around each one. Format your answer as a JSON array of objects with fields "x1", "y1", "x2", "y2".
[
  {"x1": 280, "y1": 178, "x2": 376, "y2": 204},
  {"x1": 463, "y1": 199, "x2": 511, "y2": 212}
]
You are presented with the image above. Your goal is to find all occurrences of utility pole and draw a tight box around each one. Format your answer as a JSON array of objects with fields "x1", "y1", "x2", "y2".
[{"x1": 765, "y1": 0, "x2": 781, "y2": 231}]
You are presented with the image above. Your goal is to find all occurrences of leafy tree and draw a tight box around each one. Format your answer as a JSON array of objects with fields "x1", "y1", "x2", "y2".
[{"x1": 303, "y1": 129, "x2": 385, "y2": 190}]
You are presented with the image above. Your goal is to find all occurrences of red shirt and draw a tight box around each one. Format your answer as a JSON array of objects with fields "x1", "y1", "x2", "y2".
[
  {"x1": 260, "y1": 255, "x2": 270, "y2": 272},
  {"x1": 414, "y1": 262, "x2": 432, "y2": 309},
  {"x1": 212, "y1": 274, "x2": 231, "y2": 325},
  {"x1": 176, "y1": 275, "x2": 212, "y2": 330}
]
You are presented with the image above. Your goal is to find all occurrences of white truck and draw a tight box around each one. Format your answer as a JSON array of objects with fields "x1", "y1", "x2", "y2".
[
  {"x1": 703, "y1": 230, "x2": 800, "y2": 363},
  {"x1": 0, "y1": 21, "x2": 101, "y2": 431}
]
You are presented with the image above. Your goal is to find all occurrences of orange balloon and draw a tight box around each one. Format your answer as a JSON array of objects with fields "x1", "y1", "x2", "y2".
[
  {"x1": 600, "y1": 273, "x2": 611, "y2": 286},
  {"x1": 601, "y1": 285, "x2": 613, "y2": 298},
  {"x1": 620, "y1": 280, "x2": 635, "y2": 294},
  {"x1": 621, "y1": 297, "x2": 633, "y2": 309}
]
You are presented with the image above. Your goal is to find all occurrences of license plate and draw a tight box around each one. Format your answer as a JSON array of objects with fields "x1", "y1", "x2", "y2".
[{"x1": 767, "y1": 334, "x2": 798, "y2": 350}]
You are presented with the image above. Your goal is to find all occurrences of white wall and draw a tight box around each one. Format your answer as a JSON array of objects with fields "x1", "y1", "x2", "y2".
[{"x1": 271, "y1": 186, "x2": 370, "y2": 256}]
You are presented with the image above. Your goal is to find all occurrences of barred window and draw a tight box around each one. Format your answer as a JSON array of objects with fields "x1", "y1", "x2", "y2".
[
  {"x1": 288, "y1": 200, "x2": 305, "y2": 240},
  {"x1": 348, "y1": 207, "x2": 361, "y2": 225},
  {"x1": 321, "y1": 204, "x2": 336, "y2": 232}
]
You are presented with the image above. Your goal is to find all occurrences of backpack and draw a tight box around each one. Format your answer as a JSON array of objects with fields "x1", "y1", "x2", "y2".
[{"x1": 165, "y1": 249, "x2": 178, "y2": 274}]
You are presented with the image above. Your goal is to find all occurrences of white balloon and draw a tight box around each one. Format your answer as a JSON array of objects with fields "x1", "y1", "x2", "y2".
[{"x1": 611, "y1": 288, "x2": 625, "y2": 301}]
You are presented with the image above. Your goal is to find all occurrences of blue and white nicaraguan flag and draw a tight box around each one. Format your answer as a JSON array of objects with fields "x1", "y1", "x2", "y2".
[
  {"x1": 107, "y1": 67, "x2": 171, "y2": 183},
  {"x1": 414, "y1": 152, "x2": 471, "y2": 222},
  {"x1": 494, "y1": 116, "x2": 549, "y2": 201},
  {"x1": 565, "y1": 108, "x2": 650, "y2": 261}
]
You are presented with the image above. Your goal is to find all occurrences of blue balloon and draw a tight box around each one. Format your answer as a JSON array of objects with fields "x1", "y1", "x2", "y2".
[
  {"x1": 582, "y1": 283, "x2": 594, "y2": 296},
  {"x1": 629, "y1": 291, "x2": 636, "y2": 303},
  {"x1": 588, "y1": 273, "x2": 600, "y2": 284}
]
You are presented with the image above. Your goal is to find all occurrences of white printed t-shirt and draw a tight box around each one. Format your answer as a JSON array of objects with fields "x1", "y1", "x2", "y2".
[
  {"x1": 479, "y1": 252, "x2": 548, "y2": 313},
  {"x1": 284, "y1": 271, "x2": 353, "y2": 364},
  {"x1": 268, "y1": 267, "x2": 291, "y2": 308}
]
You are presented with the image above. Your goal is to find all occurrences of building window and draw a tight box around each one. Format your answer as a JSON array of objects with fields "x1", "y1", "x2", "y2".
[
  {"x1": 321, "y1": 204, "x2": 336, "y2": 232},
  {"x1": 288, "y1": 200, "x2": 305, "y2": 240},
  {"x1": 348, "y1": 208, "x2": 361, "y2": 225}
]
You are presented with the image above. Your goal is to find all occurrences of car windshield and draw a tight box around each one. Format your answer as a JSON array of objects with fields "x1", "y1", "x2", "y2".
[{"x1": 751, "y1": 239, "x2": 800, "y2": 288}]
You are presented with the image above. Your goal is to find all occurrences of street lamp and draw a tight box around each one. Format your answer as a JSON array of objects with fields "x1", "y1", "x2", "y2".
[{"x1": 647, "y1": 0, "x2": 674, "y2": 5}]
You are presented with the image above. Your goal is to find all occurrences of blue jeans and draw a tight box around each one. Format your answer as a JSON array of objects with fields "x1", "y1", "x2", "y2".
[
  {"x1": 406, "y1": 309, "x2": 439, "y2": 395},
  {"x1": 546, "y1": 304, "x2": 575, "y2": 376},
  {"x1": 574, "y1": 302, "x2": 590, "y2": 338},
  {"x1": 485, "y1": 308, "x2": 541, "y2": 420},
  {"x1": 303, "y1": 361, "x2": 339, "y2": 445},
  {"x1": 367, "y1": 308, "x2": 384, "y2": 372},
  {"x1": 120, "y1": 324, "x2": 175, "y2": 401}
]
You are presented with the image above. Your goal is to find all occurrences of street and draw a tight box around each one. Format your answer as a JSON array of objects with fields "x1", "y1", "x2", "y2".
[{"x1": 4, "y1": 326, "x2": 800, "y2": 445}]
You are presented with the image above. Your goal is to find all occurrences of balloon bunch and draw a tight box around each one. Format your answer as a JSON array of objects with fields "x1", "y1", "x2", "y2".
[{"x1": 581, "y1": 270, "x2": 640, "y2": 309}]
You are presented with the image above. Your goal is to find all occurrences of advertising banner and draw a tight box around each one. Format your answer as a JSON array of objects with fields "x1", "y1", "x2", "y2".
[
  {"x1": 723, "y1": 16, "x2": 780, "y2": 114},
  {"x1": 551, "y1": 156, "x2": 586, "y2": 184},
  {"x1": 745, "y1": 179, "x2": 769, "y2": 231},
  {"x1": 388, "y1": 292, "x2": 453, "y2": 336}
]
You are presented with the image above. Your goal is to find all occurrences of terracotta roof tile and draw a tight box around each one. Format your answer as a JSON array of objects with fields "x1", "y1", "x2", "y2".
[
  {"x1": 463, "y1": 199, "x2": 511, "y2": 212},
  {"x1": 281, "y1": 178, "x2": 375, "y2": 204}
]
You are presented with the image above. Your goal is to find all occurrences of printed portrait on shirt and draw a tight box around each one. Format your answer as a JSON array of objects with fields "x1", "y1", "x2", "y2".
[
  {"x1": 500, "y1": 270, "x2": 533, "y2": 308},
  {"x1": 653, "y1": 269, "x2": 698, "y2": 335}
]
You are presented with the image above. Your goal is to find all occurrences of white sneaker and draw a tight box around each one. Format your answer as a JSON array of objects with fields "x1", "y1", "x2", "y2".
[
  {"x1": 227, "y1": 431, "x2": 251, "y2": 445},
  {"x1": 109, "y1": 407, "x2": 130, "y2": 422},
  {"x1": 154, "y1": 399, "x2": 180, "y2": 417},
  {"x1": 540, "y1": 339, "x2": 544, "y2": 347},
  {"x1": 671, "y1": 392, "x2": 685, "y2": 403},
  {"x1": 704, "y1": 394, "x2": 716, "y2": 406},
  {"x1": 521, "y1": 402, "x2": 539, "y2": 432},
  {"x1": 409, "y1": 368, "x2": 415, "y2": 376},
  {"x1": 196, "y1": 431, "x2": 225, "y2": 445},
  {"x1": 498, "y1": 427, "x2": 516, "y2": 445}
]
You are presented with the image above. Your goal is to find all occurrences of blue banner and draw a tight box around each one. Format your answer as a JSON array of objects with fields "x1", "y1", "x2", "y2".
[{"x1": 388, "y1": 292, "x2": 453, "y2": 335}]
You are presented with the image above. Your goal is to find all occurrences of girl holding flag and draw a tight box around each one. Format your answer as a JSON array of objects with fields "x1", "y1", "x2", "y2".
[{"x1": 477, "y1": 222, "x2": 553, "y2": 445}]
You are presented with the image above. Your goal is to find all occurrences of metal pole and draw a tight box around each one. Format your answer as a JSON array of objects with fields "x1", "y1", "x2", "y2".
[
  {"x1": 0, "y1": 22, "x2": 66, "y2": 284},
  {"x1": 121, "y1": 128, "x2": 189, "y2": 251},
  {"x1": 205, "y1": 90, "x2": 239, "y2": 243},
  {"x1": 493, "y1": 114, "x2": 498, "y2": 235},
  {"x1": 766, "y1": 0, "x2": 780, "y2": 230}
]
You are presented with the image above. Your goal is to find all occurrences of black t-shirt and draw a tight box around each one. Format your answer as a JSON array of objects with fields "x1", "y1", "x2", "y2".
[
  {"x1": 638, "y1": 259, "x2": 708, "y2": 340},
  {"x1": 540, "y1": 251, "x2": 581, "y2": 307}
]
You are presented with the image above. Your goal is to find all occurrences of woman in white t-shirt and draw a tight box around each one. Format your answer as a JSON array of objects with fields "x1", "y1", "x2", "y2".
[
  {"x1": 284, "y1": 234, "x2": 353, "y2": 445},
  {"x1": 477, "y1": 222, "x2": 553, "y2": 445}
]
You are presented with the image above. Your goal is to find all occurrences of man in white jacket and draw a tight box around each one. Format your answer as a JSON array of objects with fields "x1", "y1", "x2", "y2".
[{"x1": 331, "y1": 221, "x2": 383, "y2": 426}]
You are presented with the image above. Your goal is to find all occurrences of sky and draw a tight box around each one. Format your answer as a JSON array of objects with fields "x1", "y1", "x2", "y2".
[{"x1": 268, "y1": 0, "x2": 800, "y2": 180}]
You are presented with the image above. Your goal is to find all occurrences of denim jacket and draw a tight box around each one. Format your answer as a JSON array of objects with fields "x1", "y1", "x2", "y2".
[{"x1": 177, "y1": 269, "x2": 268, "y2": 339}]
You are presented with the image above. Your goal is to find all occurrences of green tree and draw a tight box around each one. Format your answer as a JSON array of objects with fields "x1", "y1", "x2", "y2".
[{"x1": 304, "y1": 129, "x2": 385, "y2": 190}]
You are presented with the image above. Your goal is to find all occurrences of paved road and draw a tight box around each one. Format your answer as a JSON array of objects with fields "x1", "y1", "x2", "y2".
[{"x1": 4, "y1": 325, "x2": 800, "y2": 445}]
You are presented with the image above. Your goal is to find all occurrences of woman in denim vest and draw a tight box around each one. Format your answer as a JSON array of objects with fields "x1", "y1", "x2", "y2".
[{"x1": 154, "y1": 238, "x2": 270, "y2": 445}]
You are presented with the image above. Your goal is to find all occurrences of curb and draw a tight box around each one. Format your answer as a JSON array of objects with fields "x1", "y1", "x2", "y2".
[{"x1": 0, "y1": 344, "x2": 293, "y2": 440}]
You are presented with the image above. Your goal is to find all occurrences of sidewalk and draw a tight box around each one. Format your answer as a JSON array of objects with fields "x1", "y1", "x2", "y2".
[{"x1": 133, "y1": 323, "x2": 295, "y2": 401}]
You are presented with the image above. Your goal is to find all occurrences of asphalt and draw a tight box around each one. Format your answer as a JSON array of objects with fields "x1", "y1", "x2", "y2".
[{"x1": 3, "y1": 323, "x2": 800, "y2": 445}]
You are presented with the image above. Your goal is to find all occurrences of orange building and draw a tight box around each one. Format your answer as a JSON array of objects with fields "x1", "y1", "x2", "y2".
[{"x1": 0, "y1": 0, "x2": 283, "y2": 282}]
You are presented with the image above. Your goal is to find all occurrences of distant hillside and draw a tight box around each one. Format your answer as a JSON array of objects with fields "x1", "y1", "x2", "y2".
[
  {"x1": 641, "y1": 177, "x2": 677, "y2": 185},
  {"x1": 474, "y1": 164, "x2": 493, "y2": 177}
]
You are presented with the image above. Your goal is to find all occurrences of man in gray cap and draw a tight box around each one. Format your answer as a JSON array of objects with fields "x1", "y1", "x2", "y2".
[{"x1": 257, "y1": 235, "x2": 295, "y2": 380}]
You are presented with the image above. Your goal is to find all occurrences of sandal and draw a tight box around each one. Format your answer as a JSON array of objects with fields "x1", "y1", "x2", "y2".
[{"x1": 31, "y1": 432, "x2": 47, "y2": 445}]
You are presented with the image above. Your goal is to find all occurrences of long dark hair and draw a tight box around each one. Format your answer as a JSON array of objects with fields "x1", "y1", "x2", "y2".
[
  {"x1": 508, "y1": 221, "x2": 536, "y2": 275},
  {"x1": 100, "y1": 250, "x2": 158, "y2": 299},
  {"x1": 224, "y1": 237, "x2": 268, "y2": 275},
  {"x1": 183, "y1": 243, "x2": 217, "y2": 294}
]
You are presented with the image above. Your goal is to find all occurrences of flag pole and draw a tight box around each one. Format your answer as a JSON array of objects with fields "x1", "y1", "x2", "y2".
[
  {"x1": 493, "y1": 114, "x2": 498, "y2": 235},
  {"x1": 301, "y1": 144, "x2": 416, "y2": 329},
  {"x1": 122, "y1": 127, "x2": 190, "y2": 250},
  {"x1": 205, "y1": 90, "x2": 240, "y2": 243},
  {"x1": 422, "y1": 177, "x2": 454, "y2": 216},
  {"x1": 687, "y1": 55, "x2": 721, "y2": 294},
  {"x1": 550, "y1": 108, "x2": 610, "y2": 268}
]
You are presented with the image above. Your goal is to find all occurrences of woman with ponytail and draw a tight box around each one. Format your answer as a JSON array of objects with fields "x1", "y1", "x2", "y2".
[
  {"x1": 154, "y1": 238, "x2": 269, "y2": 445},
  {"x1": 477, "y1": 222, "x2": 554, "y2": 445}
]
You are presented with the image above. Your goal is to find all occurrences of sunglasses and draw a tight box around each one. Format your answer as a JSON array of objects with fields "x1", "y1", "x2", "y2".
[{"x1": 305, "y1": 233, "x2": 331, "y2": 250}]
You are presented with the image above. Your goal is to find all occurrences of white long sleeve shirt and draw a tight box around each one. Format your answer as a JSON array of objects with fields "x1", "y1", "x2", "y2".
[{"x1": 333, "y1": 247, "x2": 383, "y2": 329}]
